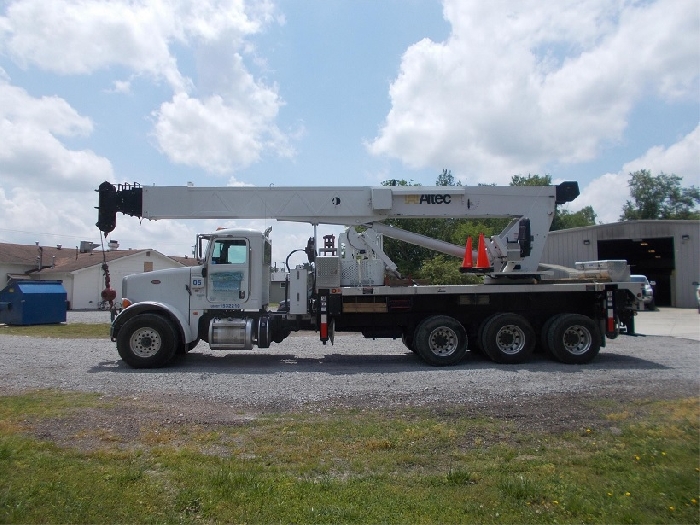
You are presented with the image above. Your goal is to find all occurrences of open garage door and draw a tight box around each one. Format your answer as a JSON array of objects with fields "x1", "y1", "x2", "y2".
[{"x1": 597, "y1": 237, "x2": 675, "y2": 307}]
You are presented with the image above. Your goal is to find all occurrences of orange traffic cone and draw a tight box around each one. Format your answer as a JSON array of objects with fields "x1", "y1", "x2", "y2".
[
  {"x1": 475, "y1": 233, "x2": 491, "y2": 269},
  {"x1": 460, "y1": 236, "x2": 473, "y2": 270}
]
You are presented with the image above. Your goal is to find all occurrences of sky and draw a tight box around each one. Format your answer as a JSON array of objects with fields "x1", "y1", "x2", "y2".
[{"x1": 0, "y1": 0, "x2": 698, "y2": 267}]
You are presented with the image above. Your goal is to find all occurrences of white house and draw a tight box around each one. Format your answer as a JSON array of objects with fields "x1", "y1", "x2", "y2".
[{"x1": 0, "y1": 242, "x2": 196, "y2": 310}]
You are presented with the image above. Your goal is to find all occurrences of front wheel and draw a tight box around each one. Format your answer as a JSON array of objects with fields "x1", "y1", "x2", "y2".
[
  {"x1": 546, "y1": 314, "x2": 601, "y2": 364},
  {"x1": 414, "y1": 315, "x2": 467, "y2": 366},
  {"x1": 116, "y1": 313, "x2": 178, "y2": 368}
]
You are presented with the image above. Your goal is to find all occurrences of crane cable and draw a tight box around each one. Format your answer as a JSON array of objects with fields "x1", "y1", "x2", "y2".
[{"x1": 99, "y1": 233, "x2": 118, "y2": 321}]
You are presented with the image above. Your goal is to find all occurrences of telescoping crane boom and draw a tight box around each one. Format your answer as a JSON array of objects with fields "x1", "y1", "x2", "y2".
[
  {"x1": 97, "y1": 180, "x2": 580, "y2": 275},
  {"x1": 95, "y1": 180, "x2": 641, "y2": 370}
]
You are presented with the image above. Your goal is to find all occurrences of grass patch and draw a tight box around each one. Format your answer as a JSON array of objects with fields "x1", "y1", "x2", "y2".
[
  {"x1": 0, "y1": 390, "x2": 104, "y2": 420},
  {"x1": 0, "y1": 392, "x2": 697, "y2": 523},
  {"x1": 0, "y1": 323, "x2": 110, "y2": 339}
]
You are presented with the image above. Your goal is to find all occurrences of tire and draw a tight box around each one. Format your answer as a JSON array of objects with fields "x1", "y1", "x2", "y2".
[
  {"x1": 480, "y1": 313, "x2": 535, "y2": 364},
  {"x1": 413, "y1": 315, "x2": 467, "y2": 366},
  {"x1": 472, "y1": 318, "x2": 489, "y2": 356},
  {"x1": 257, "y1": 316, "x2": 271, "y2": 349},
  {"x1": 547, "y1": 313, "x2": 601, "y2": 364},
  {"x1": 402, "y1": 329, "x2": 418, "y2": 354},
  {"x1": 539, "y1": 314, "x2": 563, "y2": 355},
  {"x1": 116, "y1": 313, "x2": 178, "y2": 368}
]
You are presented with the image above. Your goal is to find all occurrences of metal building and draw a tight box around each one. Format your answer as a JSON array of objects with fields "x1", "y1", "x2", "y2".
[{"x1": 541, "y1": 220, "x2": 699, "y2": 308}]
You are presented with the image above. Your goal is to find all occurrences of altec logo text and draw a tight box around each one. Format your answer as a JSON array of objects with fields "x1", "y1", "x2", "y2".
[{"x1": 404, "y1": 194, "x2": 452, "y2": 204}]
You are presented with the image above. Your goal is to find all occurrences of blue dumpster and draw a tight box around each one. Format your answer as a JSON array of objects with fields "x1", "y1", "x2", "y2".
[{"x1": 0, "y1": 280, "x2": 67, "y2": 325}]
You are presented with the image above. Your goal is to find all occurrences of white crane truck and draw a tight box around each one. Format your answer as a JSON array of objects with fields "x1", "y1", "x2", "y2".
[{"x1": 95, "y1": 180, "x2": 640, "y2": 369}]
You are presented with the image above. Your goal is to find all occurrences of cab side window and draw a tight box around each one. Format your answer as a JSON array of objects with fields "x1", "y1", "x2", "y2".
[{"x1": 212, "y1": 239, "x2": 247, "y2": 264}]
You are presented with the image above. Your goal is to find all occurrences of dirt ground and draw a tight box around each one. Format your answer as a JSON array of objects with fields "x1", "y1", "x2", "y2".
[{"x1": 23, "y1": 386, "x2": 678, "y2": 455}]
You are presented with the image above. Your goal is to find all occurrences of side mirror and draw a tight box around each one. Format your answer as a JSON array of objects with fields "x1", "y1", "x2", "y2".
[
  {"x1": 649, "y1": 281, "x2": 656, "y2": 286},
  {"x1": 196, "y1": 234, "x2": 212, "y2": 264}
]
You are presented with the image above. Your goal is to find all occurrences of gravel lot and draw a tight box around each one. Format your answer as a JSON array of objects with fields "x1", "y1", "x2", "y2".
[{"x1": 0, "y1": 310, "x2": 697, "y2": 414}]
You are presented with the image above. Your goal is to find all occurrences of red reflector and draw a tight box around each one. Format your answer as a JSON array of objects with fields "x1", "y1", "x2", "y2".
[
  {"x1": 151, "y1": 280, "x2": 161, "y2": 284},
  {"x1": 320, "y1": 314, "x2": 328, "y2": 339}
]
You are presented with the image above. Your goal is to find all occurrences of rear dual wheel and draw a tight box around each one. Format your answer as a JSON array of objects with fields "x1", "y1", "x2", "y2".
[
  {"x1": 414, "y1": 315, "x2": 467, "y2": 366},
  {"x1": 545, "y1": 313, "x2": 600, "y2": 364},
  {"x1": 539, "y1": 314, "x2": 563, "y2": 355},
  {"x1": 402, "y1": 330, "x2": 418, "y2": 354},
  {"x1": 480, "y1": 313, "x2": 535, "y2": 364}
]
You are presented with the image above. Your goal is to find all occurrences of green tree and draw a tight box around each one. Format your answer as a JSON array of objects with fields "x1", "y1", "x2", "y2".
[
  {"x1": 381, "y1": 178, "x2": 418, "y2": 187},
  {"x1": 510, "y1": 174, "x2": 552, "y2": 186},
  {"x1": 509, "y1": 174, "x2": 597, "y2": 231},
  {"x1": 435, "y1": 168, "x2": 461, "y2": 187},
  {"x1": 620, "y1": 170, "x2": 700, "y2": 220},
  {"x1": 419, "y1": 254, "x2": 481, "y2": 285},
  {"x1": 552, "y1": 206, "x2": 597, "y2": 230}
]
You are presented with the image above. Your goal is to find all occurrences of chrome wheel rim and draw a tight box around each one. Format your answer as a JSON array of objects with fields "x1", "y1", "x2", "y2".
[
  {"x1": 495, "y1": 325, "x2": 526, "y2": 355},
  {"x1": 428, "y1": 326, "x2": 459, "y2": 356},
  {"x1": 129, "y1": 327, "x2": 162, "y2": 358},
  {"x1": 562, "y1": 325, "x2": 592, "y2": 355}
]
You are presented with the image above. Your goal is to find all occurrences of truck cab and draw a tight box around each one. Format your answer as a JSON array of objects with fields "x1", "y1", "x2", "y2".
[
  {"x1": 195, "y1": 229, "x2": 271, "y2": 312},
  {"x1": 113, "y1": 228, "x2": 278, "y2": 367}
]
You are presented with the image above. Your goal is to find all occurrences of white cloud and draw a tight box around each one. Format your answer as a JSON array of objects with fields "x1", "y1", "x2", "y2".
[
  {"x1": 0, "y1": 0, "x2": 188, "y2": 91},
  {"x1": 0, "y1": 0, "x2": 276, "y2": 92},
  {"x1": 573, "y1": 173, "x2": 630, "y2": 224},
  {"x1": 0, "y1": 80, "x2": 112, "y2": 188},
  {"x1": 153, "y1": 90, "x2": 292, "y2": 173},
  {"x1": 0, "y1": 81, "x2": 92, "y2": 136},
  {"x1": 0, "y1": 186, "x2": 109, "y2": 246},
  {"x1": 575, "y1": 126, "x2": 700, "y2": 223},
  {"x1": 621, "y1": 125, "x2": 700, "y2": 182},
  {"x1": 1, "y1": 0, "x2": 291, "y2": 174},
  {"x1": 368, "y1": 0, "x2": 699, "y2": 183},
  {"x1": 227, "y1": 176, "x2": 254, "y2": 187},
  {"x1": 107, "y1": 79, "x2": 132, "y2": 94},
  {"x1": 0, "y1": 77, "x2": 112, "y2": 250},
  {"x1": 0, "y1": 0, "x2": 291, "y2": 257}
]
